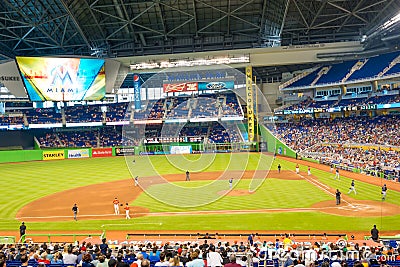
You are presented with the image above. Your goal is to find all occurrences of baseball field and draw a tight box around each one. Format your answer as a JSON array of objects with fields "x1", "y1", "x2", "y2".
[{"x1": 1, "y1": 152, "x2": 400, "y2": 240}]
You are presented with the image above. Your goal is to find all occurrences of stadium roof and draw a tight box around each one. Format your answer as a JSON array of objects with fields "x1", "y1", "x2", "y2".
[{"x1": 1, "y1": 0, "x2": 400, "y2": 62}]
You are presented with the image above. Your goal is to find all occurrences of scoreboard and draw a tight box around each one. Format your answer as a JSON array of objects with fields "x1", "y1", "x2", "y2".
[{"x1": 144, "y1": 136, "x2": 203, "y2": 144}]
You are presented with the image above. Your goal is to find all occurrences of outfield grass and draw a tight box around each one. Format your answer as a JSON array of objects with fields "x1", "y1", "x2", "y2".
[
  {"x1": 132, "y1": 178, "x2": 332, "y2": 211},
  {"x1": 0, "y1": 154, "x2": 399, "y2": 232}
]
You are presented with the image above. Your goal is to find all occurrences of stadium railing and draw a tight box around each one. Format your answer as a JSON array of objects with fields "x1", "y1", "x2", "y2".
[
  {"x1": 20, "y1": 231, "x2": 105, "y2": 243},
  {"x1": 126, "y1": 233, "x2": 348, "y2": 240},
  {"x1": 0, "y1": 235, "x2": 16, "y2": 244}
]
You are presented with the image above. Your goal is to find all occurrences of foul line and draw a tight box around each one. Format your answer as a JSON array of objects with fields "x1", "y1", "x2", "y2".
[
  {"x1": 294, "y1": 171, "x2": 355, "y2": 208},
  {"x1": 101, "y1": 223, "x2": 162, "y2": 227}
]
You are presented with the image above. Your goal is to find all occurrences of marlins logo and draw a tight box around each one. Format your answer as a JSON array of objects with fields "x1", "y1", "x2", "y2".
[{"x1": 50, "y1": 65, "x2": 74, "y2": 86}]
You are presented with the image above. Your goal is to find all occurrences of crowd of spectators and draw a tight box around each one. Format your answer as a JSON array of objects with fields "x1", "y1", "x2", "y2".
[
  {"x1": 0, "y1": 234, "x2": 397, "y2": 267},
  {"x1": 191, "y1": 96, "x2": 219, "y2": 119},
  {"x1": 65, "y1": 106, "x2": 103, "y2": 123},
  {"x1": 165, "y1": 97, "x2": 190, "y2": 120},
  {"x1": 274, "y1": 115, "x2": 400, "y2": 150},
  {"x1": 0, "y1": 115, "x2": 24, "y2": 126},
  {"x1": 208, "y1": 123, "x2": 242, "y2": 144},
  {"x1": 35, "y1": 127, "x2": 139, "y2": 148},
  {"x1": 37, "y1": 133, "x2": 61, "y2": 148},
  {"x1": 273, "y1": 115, "x2": 400, "y2": 178},
  {"x1": 280, "y1": 90, "x2": 400, "y2": 112},
  {"x1": 25, "y1": 109, "x2": 62, "y2": 124},
  {"x1": 221, "y1": 93, "x2": 243, "y2": 118},
  {"x1": 58, "y1": 131, "x2": 98, "y2": 148},
  {"x1": 106, "y1": 103, "x2": 131, "y2": 123}
]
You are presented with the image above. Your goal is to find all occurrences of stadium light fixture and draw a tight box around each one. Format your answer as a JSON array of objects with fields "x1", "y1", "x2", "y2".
[
  {"x1": 382, "y1": 12, "x2": 400, "y2": 30},
  {"x1": 130, "y1": 55, "x2": 250, "y2": 70}
]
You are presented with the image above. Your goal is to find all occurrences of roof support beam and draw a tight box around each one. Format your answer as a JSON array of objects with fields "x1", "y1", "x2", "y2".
[
  {"x1": 59, "y1": 0, "x2": 92, "y2": 49},
  {"x1": 192, "y1": 0, "x2": 199, "y2": 37},
  {"x1": 12, "y1": 26, "x2": 35, "y2": 50}
]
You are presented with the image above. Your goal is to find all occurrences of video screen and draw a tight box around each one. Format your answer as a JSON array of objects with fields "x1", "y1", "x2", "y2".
[{"x1": 16, "y1": 57, "x2": 106, "y2": 101}]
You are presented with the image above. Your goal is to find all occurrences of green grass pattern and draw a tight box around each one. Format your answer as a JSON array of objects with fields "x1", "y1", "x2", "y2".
[{"x1": 0, "y1": 154, "x2": 398, "y2": 232}]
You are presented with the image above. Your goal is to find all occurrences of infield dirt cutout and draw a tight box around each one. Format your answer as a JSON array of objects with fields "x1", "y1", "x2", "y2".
[{"x1": 16, "y1": 169, "x2": 400, "y2": 222}]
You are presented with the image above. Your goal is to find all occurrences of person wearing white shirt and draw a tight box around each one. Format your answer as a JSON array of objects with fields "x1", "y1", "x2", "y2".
[
  {"x1": 207, "y1": 246, "x2": 223, "y2": 267},
  {"x1": 155, "y1": 252, "x2": 170, "y2": 267},
  {"x1": 303, "y1": 247, "x2": 317, "y2": 267}
]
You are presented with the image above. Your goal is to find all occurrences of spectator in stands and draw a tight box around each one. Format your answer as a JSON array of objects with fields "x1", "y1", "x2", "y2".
[
  {"x1": 50, "y1": 252, "x2": 63, "y2": 264},
  {"x1": 186, "y1": 251, "x2": 205, "y2": 267},
  {"x1": 97, "y1": 255, "x2": 108, "y2": 267},
  {"x1": 223, "y1": 254, "x2": 241, "y2": 267},
  {"x1": 116, "y1": 254, "x2": 129, "y2": 267},
  {"x1": 133, "y1": 253, "x2": 144, "y2": 267},
  {"x1": 109, "y1": 259, "x2": 118, "y2": 267},
  {"x1": 82, "y1": 253, "x2": 95, "y2": 267},
  {"x1": 149, "y1": 247, "x2": 160, "y2": 262},
  {"x1": 20, "y1": 255, "x2": 30, "y2": 267},
  {"x1": 155, "y1": 252, "x2": 170, "y2": 267},
  {"x1": 100, "y1": 238, "x2": 109, "y2": 255},
  {"x1": 170, "y1": 256, "x2": 183, "y2": 267},
  {"x1": 37, "y1": 252, "x2": 50, "y2": 265},
  {"x1": 206, "y1": 246, "x2": 223, "y2": 267},
  {"x1": 141, "y1": 260, "x2": 150, "y2": 267},
  {"x1": 63, "y1": 246, "x2": 78, "y2": 265}
]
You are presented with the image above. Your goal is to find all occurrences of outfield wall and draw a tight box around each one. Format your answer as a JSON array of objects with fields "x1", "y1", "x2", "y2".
[
  {"x1": 0, "y1": 147, "x2": 131, "y2": 164},
  {"x1": 259, "y1": 124, "x2": 297, "y2": 158},
  {"x1": 0, "y1": 126, "x2": 294, "y2": 163}
]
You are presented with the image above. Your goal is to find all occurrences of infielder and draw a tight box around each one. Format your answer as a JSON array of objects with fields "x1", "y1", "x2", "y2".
[
  {"x1": 382, "y1": 184, "x2": 388, "y2": 200},
  {"x1": 334, "y1": 168, "x2": 340, "y2": 180},
  {"x1": 348, "y1": 179, "x2": 356, "y2": 195},
  {"x1": 113, "y1": 197, "x2": 120, "y2": 215}
]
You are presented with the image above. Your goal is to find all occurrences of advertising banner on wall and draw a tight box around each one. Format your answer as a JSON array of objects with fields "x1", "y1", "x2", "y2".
[
  {"x1": 68, "y1": 149, "x2": 89, "y2": 159},
  {"x1": 133, "y1": 74, "x2": 141, "y2": 110},
  {"x1": 163, "y1": 82, "x2": 198, "y2": 93},
  {"x1": 43, "y1": 150, "x2": 65, "y2": 160},
  {"x1": 92, "y1": 148, "x2": 112, "y2": 157},
  {"x1": 245, "y1": 66, "x2": 254, "y2": 142},
  {"x1": 197, "y1": 81, "x2": 234, "y2": 90},
  {"x1": 115, "y1": 147, "x2": 135, "y2": 156},
  {"x1": 170, "y1": 145, "x2": 192, "y2": 154}
]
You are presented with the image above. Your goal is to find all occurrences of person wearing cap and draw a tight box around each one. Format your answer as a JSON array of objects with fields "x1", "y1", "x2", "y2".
[
  {"x1": 113, "y1": 198, "x2": 120, "y2": 215},
  {"x1": 72, "y1": 204, "x2": 78, "y2": 221},
  {"x1": 381, "y1": 184, "x2": 388, "y2": 200},
  {"x1": 348, "y1": 180, "x2": 356, "y2": 195},
  {"x1": 335, "y1": 189, "x2": 341, "y2": 205},
  {"x1": 124, "y1": 203, "x2": 131, "y2": 219}
]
